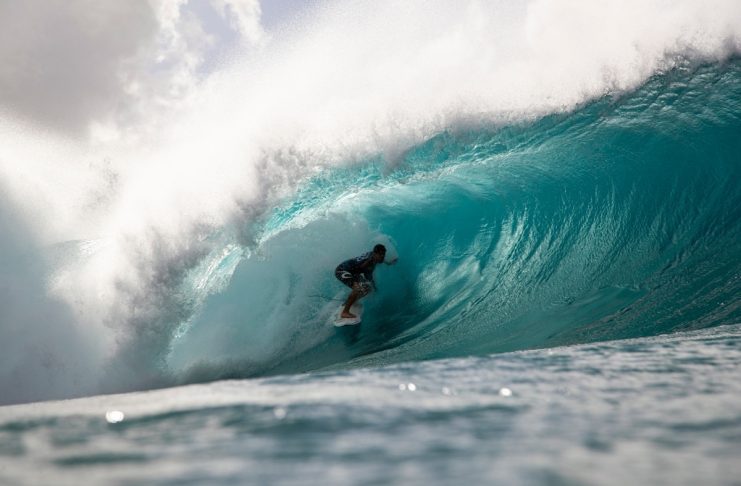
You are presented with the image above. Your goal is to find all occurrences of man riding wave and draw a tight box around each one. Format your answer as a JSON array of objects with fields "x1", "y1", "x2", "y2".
[{"x1": 335, "y1": 244, "x2": 396, "y2": 319}]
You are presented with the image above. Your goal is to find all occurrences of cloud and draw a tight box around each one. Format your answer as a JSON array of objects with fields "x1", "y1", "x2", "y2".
[
  {"x1": 0, "y1": 1, "x2": 158, "y2": 133},
  {"x1": 210, "y1": 0, "x2": 265, "y2": 45},
  {"x1": 0, "y1": 0, "x2": 264, "y2": 137}
]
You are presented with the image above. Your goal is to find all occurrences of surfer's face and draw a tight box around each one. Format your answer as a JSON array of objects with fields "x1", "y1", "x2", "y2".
[{"x1": 373, "y1": 251, "x2": 385, "y2": 263}]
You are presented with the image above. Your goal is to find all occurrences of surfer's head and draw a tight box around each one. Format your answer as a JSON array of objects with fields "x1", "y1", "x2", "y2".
[{"x1": 372, "y1": 244, "x2": 386, "y2": 262}]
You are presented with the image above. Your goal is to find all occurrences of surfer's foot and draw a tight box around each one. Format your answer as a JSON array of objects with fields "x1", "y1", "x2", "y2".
[{"x1": 341, "y1": 311, "x2": 357, "y2": 319}]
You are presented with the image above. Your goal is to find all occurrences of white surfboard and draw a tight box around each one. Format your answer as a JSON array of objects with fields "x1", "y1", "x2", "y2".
[{"x1": 333, "y1": 302, "x2": 363, "y2": 326}]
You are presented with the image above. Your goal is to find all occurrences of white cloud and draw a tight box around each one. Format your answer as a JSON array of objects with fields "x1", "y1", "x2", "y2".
[
  {"x1": 0, "y1": 1, "x2": 158, "y2": 133},
  {"x1": 0, "y1": 0, "x2": 264, "y2": 137},
  {"x1": 210, "y1": 0, "x2": 265, "y2": 45}
]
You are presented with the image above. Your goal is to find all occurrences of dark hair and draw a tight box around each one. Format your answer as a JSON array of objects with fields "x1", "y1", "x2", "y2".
[{"x1": 373, "y1": 244, "x2": 387, "y2": 254}]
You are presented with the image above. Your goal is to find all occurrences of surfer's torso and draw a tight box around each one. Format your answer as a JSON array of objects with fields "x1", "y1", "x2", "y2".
[{"x1": 336, "y1": 252, "x2": 377, "y2": 285}]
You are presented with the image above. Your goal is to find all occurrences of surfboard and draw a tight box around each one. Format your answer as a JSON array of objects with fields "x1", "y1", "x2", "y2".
[{"x1": 333, "y1": 302, "x2": 363, "y2": 326}]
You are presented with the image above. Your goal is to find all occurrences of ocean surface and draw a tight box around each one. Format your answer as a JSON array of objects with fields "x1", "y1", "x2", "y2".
[
  {"x1": 1, "y1": 325, "x2": 740, "y2": 485},
  {"x1": 1, "y1": 1, "x2": 741, "y2": 484}
]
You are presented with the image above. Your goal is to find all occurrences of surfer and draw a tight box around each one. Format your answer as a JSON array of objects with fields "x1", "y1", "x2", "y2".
[{"x1": 335, "y1": 244, "x2": 396, "y2": 319}]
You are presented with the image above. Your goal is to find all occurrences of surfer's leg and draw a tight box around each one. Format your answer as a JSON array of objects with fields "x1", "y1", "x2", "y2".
[
  {"x1": 341, "y1": 282, "x2": 365, "y2": 318},
  {"x1": 342, "y1": 291, "x2": 359, "y2": 318}
]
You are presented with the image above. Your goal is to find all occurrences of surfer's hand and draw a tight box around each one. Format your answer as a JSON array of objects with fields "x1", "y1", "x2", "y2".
[{"x1": 387, "y1": 257, "x2": 398, "y2": 265}]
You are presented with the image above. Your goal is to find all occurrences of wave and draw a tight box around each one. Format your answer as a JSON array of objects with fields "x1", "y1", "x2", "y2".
[
  {"x1": 166, "y1": 61, "x2": 741, "y2": 381},
  {"x1": 2, "y1": 1, "x2": 741, "y2": 405}
]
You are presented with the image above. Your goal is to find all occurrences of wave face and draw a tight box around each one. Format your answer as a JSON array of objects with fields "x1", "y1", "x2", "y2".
[{"x1": 167, "y1": 62, "x2": 741, "y2": 380}]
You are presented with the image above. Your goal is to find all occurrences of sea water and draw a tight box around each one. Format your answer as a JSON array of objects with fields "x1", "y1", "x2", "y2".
[
  {"x1": 1, "y1": 324, "x2": 740, "y2": 485},
  {"x1": 1, "y1": 1, "x2": 741, "y2": 484}
]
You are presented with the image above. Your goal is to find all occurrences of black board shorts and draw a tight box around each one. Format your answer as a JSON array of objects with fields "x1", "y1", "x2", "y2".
[{"x1": 335, "y1": 267, "x2": 371, "y2": 294}]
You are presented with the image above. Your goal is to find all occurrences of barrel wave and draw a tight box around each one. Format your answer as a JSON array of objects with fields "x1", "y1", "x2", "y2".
[
  {"x1": 166, "y1": 61, "x2": 741, "y2": 382},
  {"x1": 3, "y1": 0, "x2": 741, "y2": 405}
]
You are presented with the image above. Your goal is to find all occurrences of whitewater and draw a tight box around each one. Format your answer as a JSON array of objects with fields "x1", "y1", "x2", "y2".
[{"x1": 1, "y1": 0, "x2": 740, "y2": 484}]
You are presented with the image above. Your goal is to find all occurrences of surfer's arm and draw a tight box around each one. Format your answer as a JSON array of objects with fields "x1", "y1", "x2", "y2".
[{"x1": 358, "y1": 269, "x2": 376, "y2": 290}]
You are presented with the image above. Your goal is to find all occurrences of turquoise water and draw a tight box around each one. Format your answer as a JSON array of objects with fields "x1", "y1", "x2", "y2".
[
  {"x1": 165, "y1": 62, "x2": 741, "y2": 384},
  {"x1": 1, "y1": 324, "x2": 740, "y2": 485}
]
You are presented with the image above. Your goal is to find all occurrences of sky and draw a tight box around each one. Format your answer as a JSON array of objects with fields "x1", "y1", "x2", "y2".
[
  {"x1": 260, "y1": 0, "x2": 317, "y2": 29},
  {"x1": 0, "y1": 0, "x2": 318, "y2": 139}
]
